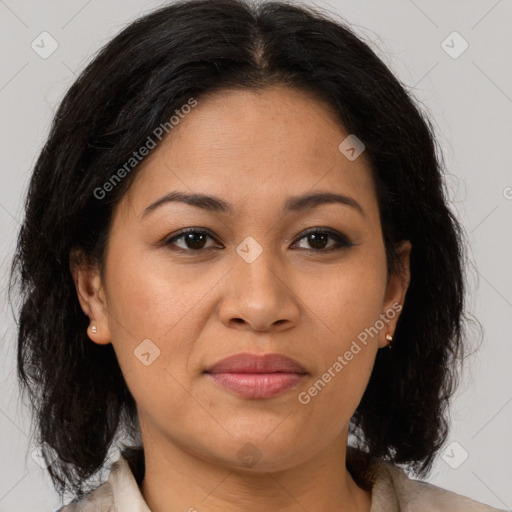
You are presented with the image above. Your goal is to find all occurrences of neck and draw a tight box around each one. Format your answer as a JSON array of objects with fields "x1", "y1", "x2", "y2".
[{"x1": 139, "y1": 430, "x2": 372, "y2": 512}]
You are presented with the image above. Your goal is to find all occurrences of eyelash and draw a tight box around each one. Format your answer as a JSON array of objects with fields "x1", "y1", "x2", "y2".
[{"x1": 163, "y1": 227, "x2": 354, "y2": 253}]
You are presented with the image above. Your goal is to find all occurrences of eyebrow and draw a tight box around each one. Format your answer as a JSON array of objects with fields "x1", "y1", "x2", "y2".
[{"x1": 140, "y1": 190, "x2": 365, "y2": 218}]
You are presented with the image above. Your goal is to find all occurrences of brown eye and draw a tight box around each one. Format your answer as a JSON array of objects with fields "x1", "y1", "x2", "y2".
[
  {"x1": 164, "y1": 229, "x2": 219, "y2": 251},
  {"x1": 163, "y1": 227, "x2": 354, "y2": 254},
  {"x1": 293, "y1": 228, "x2": 354, "y2": 252}
]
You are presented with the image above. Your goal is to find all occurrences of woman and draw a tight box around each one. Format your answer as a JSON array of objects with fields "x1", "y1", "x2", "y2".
[{"x1": 9, "y1": 0, "x2": 505, "y2": 510}]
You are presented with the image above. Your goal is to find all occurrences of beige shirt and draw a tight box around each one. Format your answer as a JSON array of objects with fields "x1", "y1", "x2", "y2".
[{"x1": 56, "y1": 453, "x2": 506, "y2": 512}]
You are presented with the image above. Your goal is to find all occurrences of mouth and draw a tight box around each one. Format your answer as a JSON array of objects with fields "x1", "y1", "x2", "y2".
[{"x1": 204, "y1": 352, "x2": 308, "y2": 399}]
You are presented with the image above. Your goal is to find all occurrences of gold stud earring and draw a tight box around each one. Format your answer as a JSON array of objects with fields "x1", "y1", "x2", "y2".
[{"x1": 385, "y1": 333, "x2": 393, "y2": 348}]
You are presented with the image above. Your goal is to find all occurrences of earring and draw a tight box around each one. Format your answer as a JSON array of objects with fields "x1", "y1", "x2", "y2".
[
  {"x1": 91, "y1": 325, "x2": 97, "y2": 334},
  {"x1": 385, "y1": 333, "x2": 393, "y2": 348}
]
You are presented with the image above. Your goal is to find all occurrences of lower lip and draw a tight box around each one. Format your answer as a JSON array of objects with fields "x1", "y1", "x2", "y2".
[{"x1": 206, "y1": 372, "x2": 306, "y2": 398}]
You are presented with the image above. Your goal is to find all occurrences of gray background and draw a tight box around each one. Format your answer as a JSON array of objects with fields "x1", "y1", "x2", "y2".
[{"x1": 0, "y1": 0, "x2": 511, "y2": 510}]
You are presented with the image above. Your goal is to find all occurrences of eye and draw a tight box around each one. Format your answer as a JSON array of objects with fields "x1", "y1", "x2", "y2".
[
  {"x1": 163, "y1": 227, "x2": 354, "y2": 253},
  {"x1": 164, "y1": 228, "x2": 220, "y2": 251},
  {"x1": 292, "y1": 228, "x2": 354, "y2": 252}
]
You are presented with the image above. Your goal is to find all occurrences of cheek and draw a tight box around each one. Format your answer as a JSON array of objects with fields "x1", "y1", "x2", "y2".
[
  {"x1": 103, "y1": 246, "x2": 212, "y2": 394},
  {"x1": 302, "y1": 253, "x2": 387, "y2": 345},
  {"x1": 103, "y1": 257, "x2": 205, "y2": 430},
  {"x1": 296, "y1": 282, "x2": 380, "y2": 440},
  {"x1": 297, "y1": 249, "x2": 386, "y2": 403},
  {"x1": 105, "y1": 244, "x2": 214, "y2": 338}
]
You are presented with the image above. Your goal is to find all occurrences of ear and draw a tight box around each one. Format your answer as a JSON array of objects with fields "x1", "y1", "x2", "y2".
[
  {"x1": 378, "y1": 240, "x2": 411, "y2": 348},
  {"x1": 69, "y1": 248, "x2": 112, "y2": 345}
]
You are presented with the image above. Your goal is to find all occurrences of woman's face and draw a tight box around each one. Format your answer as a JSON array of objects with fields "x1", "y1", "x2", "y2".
[{"x1": 76, "y1": 85, "x2": 410, "y2": 472}]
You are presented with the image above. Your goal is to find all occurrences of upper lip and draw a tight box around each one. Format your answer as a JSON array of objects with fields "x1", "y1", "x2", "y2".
[{"x1": 205, "y1": 352, "x2": 308, "y2": 374}]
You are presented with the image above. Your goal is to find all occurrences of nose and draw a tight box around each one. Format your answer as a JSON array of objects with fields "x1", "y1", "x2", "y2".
[{"x1": 218, "y1": 250, "x2": 300, "y2": 333}]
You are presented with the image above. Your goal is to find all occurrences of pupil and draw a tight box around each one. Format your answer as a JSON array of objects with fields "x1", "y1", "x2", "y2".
[
  {"x1": 186, "y1": 233, "x2": 206, "y2": 249},
  {"x1": 309, "y1": 233, "x2": 327, "y2": 249}
]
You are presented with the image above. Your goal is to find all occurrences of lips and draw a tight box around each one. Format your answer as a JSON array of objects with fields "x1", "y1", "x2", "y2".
[
  {"x1": 205, "y1": 352, "x2": 307, "y2": 375},
  {"x1": 204, "y1": 352, "x2": 308, "y2": 399}
]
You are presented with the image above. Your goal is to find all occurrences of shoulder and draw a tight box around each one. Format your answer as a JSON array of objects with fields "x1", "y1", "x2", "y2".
[
  {"x1": 369, "y1": 458, "x2": 506, "y2": 512},
  {"x1": 54, "y1": 473, "x2": 114, "y2": 512},
  {"x1": 54, "y1": 455, "x2": 148, "y2": 512}
]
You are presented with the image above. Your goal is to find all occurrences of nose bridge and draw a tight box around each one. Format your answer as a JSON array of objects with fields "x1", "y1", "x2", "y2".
[
  {"x1": 234, "y1": 235, "x2": 284, "y2": 300},
  {"x1": 219, "y1": 236, "x2": 298, "y2": 330}
]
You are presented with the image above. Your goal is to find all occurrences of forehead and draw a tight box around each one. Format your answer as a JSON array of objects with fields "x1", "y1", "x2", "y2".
[{"x1": 121, "y1": 85, "x2": 377, "y2": 221}]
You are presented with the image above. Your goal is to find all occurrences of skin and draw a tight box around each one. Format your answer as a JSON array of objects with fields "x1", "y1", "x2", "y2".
[{"x1": 72, "y1": 85, "x2": 411, "y2": 512}]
